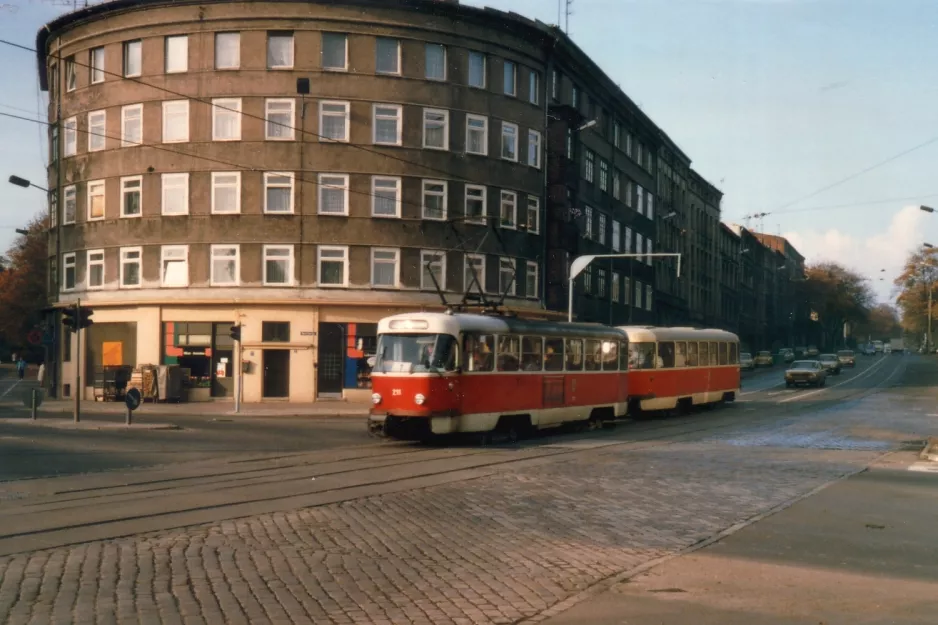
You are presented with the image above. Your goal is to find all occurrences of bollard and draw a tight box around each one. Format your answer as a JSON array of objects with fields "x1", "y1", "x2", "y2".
[
  {"x1": 125, "y1": 404, "x2": 133, "y2": 426},
  {"x1": 30, "y1": 388, "x2": 38, "y2": 421}
]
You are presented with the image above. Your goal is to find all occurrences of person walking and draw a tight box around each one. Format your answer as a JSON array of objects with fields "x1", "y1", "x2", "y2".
[
  {"x1": 16, "y1": 357, "x2": 26, "y2": 380},
  {"x1": 37, "y1": 362, "x2": 45, "y2": 386}
]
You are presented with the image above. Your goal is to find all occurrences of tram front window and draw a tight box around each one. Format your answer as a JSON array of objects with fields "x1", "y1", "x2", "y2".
[{"x1": 373, "y1": 334, "x2": 457, "y2": 373}]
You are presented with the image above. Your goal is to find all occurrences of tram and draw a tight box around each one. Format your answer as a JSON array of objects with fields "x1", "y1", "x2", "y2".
[{"x1": 368, "y1": 312, "x2": 629, "y2": 440}]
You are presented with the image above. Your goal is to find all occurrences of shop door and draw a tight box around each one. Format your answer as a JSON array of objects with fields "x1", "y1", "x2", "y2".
[
  {"x1": 262, "y1": 350, "x2": 290, "y2": 398},
  {"x1": 317, "y1": 323, "x2": 344, "y2": 396}
]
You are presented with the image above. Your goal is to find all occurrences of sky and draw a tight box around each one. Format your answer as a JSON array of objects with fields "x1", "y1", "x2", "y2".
[{"x1": 2, "y1": 0, "x2": 938, "y2": 302}]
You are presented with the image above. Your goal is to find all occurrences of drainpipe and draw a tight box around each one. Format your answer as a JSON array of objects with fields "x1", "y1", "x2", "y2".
[{"x1": 541, "y1": 32, "x2": 559, "y2": 312}]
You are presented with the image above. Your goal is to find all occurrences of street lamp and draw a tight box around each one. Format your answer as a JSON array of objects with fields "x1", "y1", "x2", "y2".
[
  {"x1": 568, "y1": 252, "x2": 682, "y2": 322},
  {"x1": 577, "y1": 119, "x2": 598, "y2": 132},
  {"x1": 8, "y1": 175, "x2": 49, "y2": 193},
  {"x1": 920, "y1": 205, "x2": 935, "y2": 213}
]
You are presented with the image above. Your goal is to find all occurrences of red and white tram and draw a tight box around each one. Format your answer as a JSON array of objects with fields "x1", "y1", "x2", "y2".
[
  {"x1": 618, "y1": 326, "x2": 741, "y2": 413},
  {"x1": 369, "y1": 312, "x2": 630, "y2": 440}
]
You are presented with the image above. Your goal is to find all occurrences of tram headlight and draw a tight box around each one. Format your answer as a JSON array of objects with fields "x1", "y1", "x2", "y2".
[
  {"x1": 371, "y1": 392, "x2": 382, "y2": 405},
  {"x1": 414, "y1": 393, "x2": 426, "y2": 406}
]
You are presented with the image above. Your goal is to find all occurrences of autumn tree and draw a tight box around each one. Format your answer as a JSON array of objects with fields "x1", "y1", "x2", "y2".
[
  {"x1": 0, "y1": 216, "x2": 49, "y2": 360},
  {"x1": 802, "y1": 262, "x2": 875, "y2": 349},
  {"x1": 853, "y1": 303, "x2": 902, "y2": 341},
  {"x1": 894, "y1": 245, "x2": 938, "y2": 343}
]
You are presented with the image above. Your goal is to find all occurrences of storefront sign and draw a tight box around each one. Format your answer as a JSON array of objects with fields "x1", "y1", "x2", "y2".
[
  {"x1": 301, "y1": 331, "x2": 316, "y2": 336},
  {"x1": 182, "y1": 348, "x2": 207, "y2": 356}
]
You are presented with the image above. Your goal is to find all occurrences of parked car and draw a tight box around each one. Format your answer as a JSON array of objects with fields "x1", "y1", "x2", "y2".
[
  {"x1": 740, "y1": 352, "x2": 755, "y2": 371},
  {"x1": 806, "y1": 346, "x2": 820, "y2": 357},
  {"x1": 818, "y1": 353, "x2": 842, "y2": 375},
  {"x1": 836, "y1": 349, "x2": 856, "y2": 367},
  {"x1": 779, "y1": 348, "x2": 795, "y2": 363},
  {"x1": 753, "y1": 351, "x2": 774, "y2": 367},
  {"x1": 785, "y1": 360, "x2": 827, "y2": 387}
]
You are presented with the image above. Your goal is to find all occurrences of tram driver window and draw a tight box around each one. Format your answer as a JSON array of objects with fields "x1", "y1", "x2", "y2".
[
  {"x1": 602, "y1": 341, "x2": 618, "y2": 370},
  {"x1": 544, "y1": 338, "x2": 564, "y2": 371},
  {"x1": 729, "y1": 342, "x2": 739, "y2": 364},
  {"x1": 718, "y1": 342, "x2": 728, "y2": 365},
  {"x1": 658, "y1": 341, "x2": 675, "y2": 368},
  {"x1": 522, "y1": 336, "x2": 543, "y2": 371},
  {"x1": 463, "y1": 333, "x2": 494, "y2": 372},
  {"x1": 497, "y1": 335, "x2": 521, "y2": 371},
  {"x1": 699, "y1": 341, "x2": 709, "y2": 366},
  {"x1": 584, "y1": 339, "x2": 602, "y2": 371},
  {"x1": 565, "y1": 338, "x2": 583, "y2": 371},
  {"x1": 675, "y1": 341, "x2": 687, "y2": 367},
  {"x1": 687, "y1": 341, "x2": 699, "y2": 367},
  {"x1": 629, "y1": 342, "x2": 656, "y2": 369},
  {"x1": 710, "y1": 342, "x2": 719, "y2": 365}
]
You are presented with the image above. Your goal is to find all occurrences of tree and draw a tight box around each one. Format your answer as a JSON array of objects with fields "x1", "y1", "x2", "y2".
[
  {"x1": 894, "y1": 245, "x2": 938, "y2": 341},
  {"x1": 854, "y1": 303, "x2": 902, "y2": 340},
  {"x1": 0, "y1": 216, "x2": 49, "y2": 360},
  {"x1": 802, "y1": 262, "x2": 875, "y2": 349}
]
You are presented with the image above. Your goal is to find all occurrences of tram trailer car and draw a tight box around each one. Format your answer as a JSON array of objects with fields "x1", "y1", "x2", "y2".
[
  {"x1": 369, "y1": 312, "x2": 630, "y2": 441},
  {"x1": 618, "y1": 326, "x2": 741, "y2": 414}
]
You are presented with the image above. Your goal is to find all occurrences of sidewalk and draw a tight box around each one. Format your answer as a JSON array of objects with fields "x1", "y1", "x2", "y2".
[{"x1": 540, "y1": 451, "x2": 938, "y2": 625}]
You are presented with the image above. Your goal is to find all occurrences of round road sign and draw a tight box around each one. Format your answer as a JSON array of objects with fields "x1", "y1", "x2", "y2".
[
  {"x1": 125, "y1": 387, "x2": 142, "y2": 411},
  {"x1": 27, "y1": 330, "x2": 41, "y2": 345}
]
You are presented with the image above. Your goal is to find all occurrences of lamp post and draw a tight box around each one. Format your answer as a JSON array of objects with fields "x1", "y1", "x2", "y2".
[
  {"x1": 568, "y1": 252, "x2": 681, "y2": 322},
  {"x1": 8, "y1": 175, "x2": 49, "y2": 193}
]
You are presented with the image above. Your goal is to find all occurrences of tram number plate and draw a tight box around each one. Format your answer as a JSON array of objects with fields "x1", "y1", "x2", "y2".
[{"x1": 392, "y1": 389, "x2": 402, "y2": 396}]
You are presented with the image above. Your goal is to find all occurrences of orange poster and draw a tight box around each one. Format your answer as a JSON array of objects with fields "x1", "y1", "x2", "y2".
[{"x1": 102, "y1": 342, "x2": 123, "y2": 366}]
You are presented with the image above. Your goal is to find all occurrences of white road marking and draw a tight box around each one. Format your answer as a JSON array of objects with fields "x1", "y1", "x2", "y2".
[
  {"x1": 778, "y1": 355, "x2": 891, "y2": 404},
  {"x1": 909, "y1": 462, "x2": 938, "y2": 473},
  {"x1": 0, "y1": 380, "x2": 21, "y2": 398}
]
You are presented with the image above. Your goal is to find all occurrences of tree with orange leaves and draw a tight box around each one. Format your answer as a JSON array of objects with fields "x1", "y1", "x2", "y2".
[
  {"x1": 802, "y1": 262, "x2": 875, "y2": 349},
  {"x1": 894, "y1": 245, "x2": 938, "y2": 344}
]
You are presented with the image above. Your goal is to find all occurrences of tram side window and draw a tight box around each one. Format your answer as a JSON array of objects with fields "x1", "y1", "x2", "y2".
[
  {"x1": 602, "y1": 341, "x2": 619, "y2": 371},
  {"x1": 718, "y1": 342, "x2": 728, "y2": 365},
  {"x1": 497, "y1": 335, "x2": 521, "y2": 371},
  {"x1": 658, "y1": 341, "x2": 675, "y2": 368},
  {"x1": 687, "y1": 341, "x2": 699, "y2": 367},
  {"x1": 629, "y1": 342, "x2": 656, "y2": 369},
  {"x1": 565, "y1": 338, "x2": 584, "y2": 371},
  {"x1": 585, "y1": 339, "x2": 602, "y2": 371},
  {"x1": 675, "y1": 341, "x2": 687, "y2": 367},
  {"x1": 710, "y1": 342, "x2": 718, "y2": 365},
  {"x1": 544, "y1": 338, "x2": 564, "y2": 371},
  {"x1": 522, "y1": 336, "x2": 543, "y2": 371},
  {"x1": 699, "y1": 341, "x2": 709, "y2": 367},
  {"x1": 619, "y1": 341, "x2": 629, "y2": 370},
  {"x1": 730, "y1": 342, "x2": 739, "y2": 364},
  {"x1": 464, "y1": 333, "x2": 494, "y2": 372}
]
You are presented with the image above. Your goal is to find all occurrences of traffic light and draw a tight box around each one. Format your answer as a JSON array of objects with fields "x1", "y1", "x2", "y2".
[
  {"x1": 229, "y1": 324, "x2": 241, "y2": 342},
  {"x1": 61, "y1": 307, "x2": 77, "y2": 331},
  {"x1": 61, "y1": 306, "x2": 94, "y2": 330},
  {"x1": 78, "y1": 307, "x2": 93, "y2": 329}
]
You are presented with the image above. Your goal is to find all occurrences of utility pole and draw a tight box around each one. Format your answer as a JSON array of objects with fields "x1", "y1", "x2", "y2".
[{"x1": 74, "y1": 298, "x2": 80, "y2": 423}]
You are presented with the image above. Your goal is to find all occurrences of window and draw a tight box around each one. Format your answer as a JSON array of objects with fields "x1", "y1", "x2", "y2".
[
  {"x1": 421, "y1": 250, "x2": 446, "y2": 290},
  {"x1": 49, "y1": 63, "x2": 57, "y2": 107},
  {"x1": 262, "y1": 322, "x2": 291, "y2": 343},
  {"x1": 626, "y1": 132, "x2": 633, "y2": 157},
  {"x1": 612, "y1": 271, "x2": 620, "y2": 303},
  {"x1": 161, "y1": 245, "x2": 188, "y2": 287},
  {"x1": 425, "y1": 44, "x2": 446, "y2": 80},
  {"x1": 525, "y1": 261, "x2": 538, "y2": 298},
  {"x1": 613, "y1": 120, "x2": 621, "y2": 149},
  {"x1": 371, "y1": 248, "x2": 399, "y2": 288},
  {"x1": 90, "y1": 47, "x2": 105, "y2": 84},
  {"x1": 571, "y1": 84, "x2": 579, "y2": 109},
  {"x1": 87, "y1": 180, "x2": 105, "y2": 220},
  {"x1": 215, "y1": 32, "x2": 240, "y2": 69},
  {"x1": 120, "y1": 247, "x2": 142, "y2": 288},
  {"x1": 51, "y1": 124, "x2": 59, "y2": 162},
  {"x1": 566, "y1": 338, "x2": 583, "y2": 371},
  {"x1": 121, "y1": 105, "x2": 142, "y2": 147},
  {"x1": 63, "y1": 186, "x2": 76, "y2": 225},
  {"x1": 634, "y1": 280, "x2": 643, "y2": 308},
  {"x1": 646, "y1": 284, "x2": 653, "y2": 311},
  {"x1": 212, "y1": 172, "x2": 240, "y2": 214},
  {"x1": 625, "y1": 226, "x2": 633, "y2": 253},
  {"x1": 527, "y1": 130, "x2": 541, "y2": 168},
  {"x1": 49, "y1": 191, "x2": 57, "y2": 228},
  {"x1": 373, "y1": 104, "x2": 401, "y2": 145},
  {"x1": 636, "y1": 233, "x2": 644, "y2": 262},
  {"x1": 318, "y1": 246, "x2": 348, "y2": 287},
  {"x1": 585, "y1": 149, "x2": 594, "y2": 183},
  {"x1": 49, "y1": 259, "x2": 57, "y2": 295},
  {"x1": 468, "y1": 51, "x2": 485, "y2": 88},
  {"x1": 544, "y1": 337, "x2": 563, "y2": 371},
  {"x1": 465, "y1": 254, "x2": 485, "y2": 292},
  {"x1": 319, "y1": 101, "x2": 349, "y2": 142},
  {"x1": 260, "y1": 99, "x2": 294, "y2": 141},
  {"x1": 497, "y1": 335, "x2": 521, "y2": 372},
  {"x1": 647, "y1": 194, "x2": 654, "y2": 219},
  {"x1": 212, "y1": 98, "x2": 242, "y2": 141},
  {"x1": 63, "y1": 117, "x2": 77, "y2": 156},
  {"x1": 529, "y1": 70, "x2": 539, "y2": 104},
  {"x1": 526, "y1": 196, "x2": 539, "y2": 234},
  {"x1": 372, "y1": 176, "x2": 401, "y2": 217},
  {"x1": 422, "y1": 109, "x2": 449, "y2": 150},
  {"x1": 501, "y1": 122, "x2": 518, "y2": 161},
  {"x1": 636, "y1": 184, "x2": 644, "y2": 215},
  {"x1": 584, "y1": 206, "x2": 593, "y2": 239},
  {"x1": 597, "y1": 268, "x2": 607, "y2": 298},
  {"x1": 318, "y1": 174, "x2": 348, "y2": 215},
  {"x1": 465, "y1": 184, "x2": 486, "y2": 224},
  {"x1": 623, "y1": 276, "x2": 631, "y2": 306},
  {"x1": 261, "y1": 172, "x2": 293, "y2": 214},
  {"x1": 65, "y1": 56, "x2": 76, "y2": 92},
  {"x1": 613, "y1": 170, "x2": 621, "y2": 200},
  {"x1": 162, "y1": 173, "x2": 189, "y2": 216},
  {"x1": 422, "y1": 180, "x2": 447, "y2": 220},
  {"x1": 566, "y1": 128, "x2": 573, "y2": 159},
  {"x1": 375, "y1": 37, "x2": 400, "y2": 74},
  {"x1": 612, "y1": 220, "x2": 621, "y2": 252},
  {"x1": 599, "y1": 159, "x2": 608, "y2": 192},
  {"x1": 123, "y1": 40, "x2": 141, "y2": 77},
  {"x1": 267, "y1": 32, "x2": 294, "y2": 69},
  {"x1": 551, "y1": 69, "x2": 559, "y2": 100},
  {"x1": 162, "y1": 100, "x2": 189, "y2": 143},
  {"x1": 87, "y1": 250, "x2": 104, "y2": 289},
  {"x1": 626, "y1": 180, "x2": 634, "y2": 208},
  {"x1": 211, "y1": 245, "x2": 239, "y2": 286},
  {"x1": 322, "y1": 32, "x2": 347, "y2": 70},
  {"x1": 503, "y1": 61, "x2": 516, "y2": 96},
  {"x1": 597, "y1": 213, "x2": 607, "y2": 245},
  {"x1": 120, "y1": 176, "x2": 142, "y2": 218},
  {"x1": 646, "y1": 240, "x2": 653, "y2": 266},
  {"x1": 499, "y1": 191, "x2": 517, "y2": 229},
  {"x1": 466, "y1": 114, "x2": 488, "y2": 155},
  {"x1": 264, "y1": 245, "x2": 294, "y2": 286},
  {"x1": 499, "y1": 258, "x2": 516, "y2": 295},
  {"x1": 165, "y1": 35, "x2": 188, "y2": 73},
  {"x1": 63, "y1": 253, "x2": 76, "y2": 291}
]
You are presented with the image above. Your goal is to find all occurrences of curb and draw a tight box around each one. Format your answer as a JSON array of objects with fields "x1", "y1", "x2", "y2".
[
  {"x1": 0, "y1": 418, "x2": 181, "y2": 431},
  {"x1": 919, "y1": 436, "x2": 938, "y2": 462}
]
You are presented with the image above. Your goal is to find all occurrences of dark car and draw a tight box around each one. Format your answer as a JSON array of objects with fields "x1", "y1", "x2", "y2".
[
  {"x1": 785, "y1": 360, "x2": 827, "y2": 387},
  {"x1": 836, "y1": 349, "x2": 856, "y2": 367},
  {"x1": 818, "y1": 353, "x2": 842, "y2": 375}
]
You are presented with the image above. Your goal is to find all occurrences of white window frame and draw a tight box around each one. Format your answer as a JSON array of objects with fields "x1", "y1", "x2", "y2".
[
  {"x1": 90, "y1": 46, "x2": 105, "y2": 84},
  {"x1": 612, "y1": 271, "x2": 620, "y2": 303},
  {"x1": 66, "y1": 56, "x2": 76, "y2": 92},
  {"x1": 526, "y1": 196, "x2": 539, "y2": 234},
  {"x1": 317, "y1": 245, "x2": 349, "y2": 288},
  {"x1": 165, "y1": 35, "x2": 188, "y2": 74},
  {"x1": 267, "y1": 32, "x2": 295, "y2": 69},
  {"x1": 87, "y1": 249, "x2": 105, "y2": 290},
  {"x1": 599, "y1": 159, "x2": 609, "y2": 192},
  {"x1": 499, "y1": 257, "x2": 516, "y2": 296},
  {"x1": 421, "y1": 180, "x2": 448, "y2": 221},
  {"x1": 321, "y1": 32, "x2": 348, "y2": 71},
  {"x1": 551, "y1": 69, "x2": 559, "y2": 100},
  {"x1": 64, "y1": 117, "x2": 77, "y2": 156},
  {"x1": 210, "y1": 244, "x2": 240, "y2": 287},
  {"x1": 161, "y1": 173, "x2": 189, "y2": 216},
  {"x1": 319, "y1": 100, "x2": 350, "y2": 143},
  {"x1": 464, "y1": 184, "x2": 487, "y2": 225},
  {"x1": 119, "y1": 246, "x2": 143, "y2": 289},
  {"x1": 372, "y1": 104, "x2": 402, "y2": 146},
  {"x1": 87, "y1": 110, "x2": 106, "y2": 152},
  {"x1": 526, "y1": 260, "x2": 538, "y2": 299},
  {"x1": 215, "y1": 32, "x2": 241, "y2": 70},
  {"x1": 87, "y1": 179, "x2": 105, "y2": 221},
  {"x1": 499, "y1": 190, "x2": 517, "y2": 230},
  {"x1": 468, "y1": 51, "x2": 486, "y2": 88},
  {"x1": 370, "y1": 247, "x2": 400, "y2": 288},
  {"x1": 318, "y1": 174, "x2": 349, "y2": 216},
  {"x1": 585, "y1": 149, "x2": 594, "y2": 183},
  {"x1": 211, "y1": 171, "x2": 241, "y2": 214},
  {"x1": 212, "y1": 98, "x2": 242, "y2": 141},
  {"x1": 375, "y1": 37, "x2": 401, "y2": 75},
  {"x1": 584, "y1": 206, "x2": 593, "y2": 239},
  {"x1": 529, "y1": 70, "x2": 539, "y2": 104},
  {"x1": 420, "y1": 250, "x2": 447, "y2": 291},
  {"x1": 120, "y1": 175, "x2": 143, "y2": 219},
  {"x1": 263, "y1": 172, "x2": 295, "y2": 214},
  {"x1": 123, "y1": 40, "x2": 141, "y2": 78},
  {"x1": 265, "y1": 98, "x2": 295, "y2": 141},
  {"x1": 465, "y1": 114, "x2": 488, "y2": 156},
  {"x1": 501, "y1": 122, "x2": 518, "y2": 162},
  {"x1": 527, "y1": 129, "x2": 541, "y2": 168},
  {"x1": 503, "y1": 60, "x2": 516, "y2": 96},
  {"x1": 464, "y1": 253, "x2": 486, "y2": 293},
  {"x1": 425, "y1": 43, "x2": 446, "y2": 81},
  {"x1": 63, "y1": 253, "x2": 76, "y2": 292},
  {"x1": 161, "y1": 245, "x2": 189, "y2": 288},
  {"x1": 371, "y1": 176, "x2": 401, "y2": 218},
  {"x1": 121, "y1": 104, "x2": 142, "y2": 147},
  {"x1": 161, "y1": 100, "x2": 189, "y2": 143},
  {"x1": 63, "y1": 185, "x2": 76, "y2": 225},
  {"x1": 612, "y1": 220, "x2": 621, "y2": 252},
  {"x1": 263, "y1": 244, "x2": 295, "y2": 286},
  {"x1": 422, "y1": 108, "x2": 449, "y2": 151}
]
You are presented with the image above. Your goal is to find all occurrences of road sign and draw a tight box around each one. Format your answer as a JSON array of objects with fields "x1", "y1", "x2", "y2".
[
  {"x1": 41, "y1": 332, "x2": 54, "y2": 346},
  {"x1": 125, "y1": 387, "x2": 142, "y2": 411},
  {"x1": 27, "y1": 330, "x2": 41, "y2": 345}
]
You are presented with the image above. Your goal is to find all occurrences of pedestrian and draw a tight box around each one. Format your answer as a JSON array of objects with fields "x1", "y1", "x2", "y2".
[
  {"x1": 37, "y1": 362, "x2": 45, "y2": 386},
  {"x1": 16, "y1": 357, "x2": 26, "y2": 380}
]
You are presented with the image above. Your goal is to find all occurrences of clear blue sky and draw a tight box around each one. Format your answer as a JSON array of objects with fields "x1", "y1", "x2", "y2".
[{"x1": 3, "y1": 0, "x2": 938, "y2": 301}]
